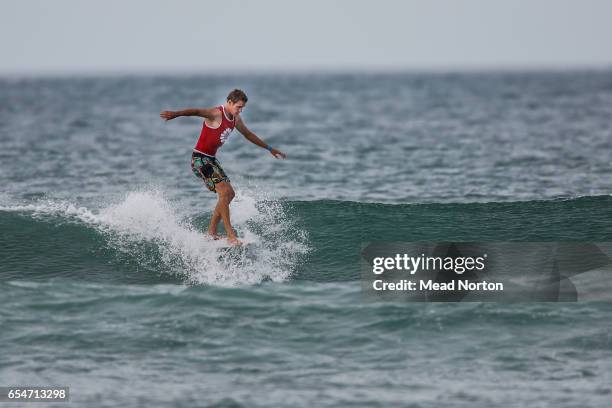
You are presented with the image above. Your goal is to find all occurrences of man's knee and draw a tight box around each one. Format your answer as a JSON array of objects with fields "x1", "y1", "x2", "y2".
[
  {"x1": 216, "y1": 183, "x2": 235, "y2": 202},
  {"x1": 222, "y1": 189, "x2": 235, "y2": 202}
]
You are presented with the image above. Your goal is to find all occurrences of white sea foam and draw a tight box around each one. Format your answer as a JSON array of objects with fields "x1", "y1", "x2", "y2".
[{"x1": 0, "y1": 188, "x2": 309, "y2": 286}]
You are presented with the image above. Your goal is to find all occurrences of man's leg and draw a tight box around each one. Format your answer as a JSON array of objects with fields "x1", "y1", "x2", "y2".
[
  {"x1": 211, "y1": 181, "x2": 240, "y2": 245},
  {"x1": 207, "y1": 208, "x2": 221, "y2": 237}
]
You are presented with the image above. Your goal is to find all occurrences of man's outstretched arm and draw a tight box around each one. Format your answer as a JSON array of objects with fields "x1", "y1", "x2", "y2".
[
  {"x1": 160, "y1": 108, "x2": 218, "y2": 121},
  {"x1": 236, "y1": 116, "x2": 286, "y2": 159}
]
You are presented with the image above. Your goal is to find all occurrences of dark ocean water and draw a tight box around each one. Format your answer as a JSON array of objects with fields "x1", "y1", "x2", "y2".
[{"x1": 1, "y1": 71, "x2": 612, "y2": 407}]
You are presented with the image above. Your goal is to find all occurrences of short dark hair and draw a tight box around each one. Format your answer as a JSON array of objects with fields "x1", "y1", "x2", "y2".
[{"x1": 227, "y1": 89, "x2": 248, "y2": 103}]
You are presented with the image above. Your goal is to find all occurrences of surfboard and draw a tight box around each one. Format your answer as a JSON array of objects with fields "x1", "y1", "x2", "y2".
[
  {"x1": 215, "y1": 242, "x2": 253, "y2": 250},
  {"x1": 215, "y1": 241, "x2": 256, "y2": 263},
  {"x1": 207, "y1": 236, "x2": 255, "y2": 252}
]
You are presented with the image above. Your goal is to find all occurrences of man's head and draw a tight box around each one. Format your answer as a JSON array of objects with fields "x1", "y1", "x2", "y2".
[{"x1": 226, "y1": 89, "x2": 248, "y2": 117}]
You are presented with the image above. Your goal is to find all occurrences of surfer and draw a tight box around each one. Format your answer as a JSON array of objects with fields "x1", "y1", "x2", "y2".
[{"x1": 160, "y1": 89, "x2": 286, "y2": 246}]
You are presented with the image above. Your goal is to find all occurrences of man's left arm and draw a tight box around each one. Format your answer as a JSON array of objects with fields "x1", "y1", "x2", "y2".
[{"x1": 236, "y1": 116, "x2": 286, "y2": 159}]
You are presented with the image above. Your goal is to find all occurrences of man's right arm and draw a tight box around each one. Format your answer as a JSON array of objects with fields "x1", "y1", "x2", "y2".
[{"x1": 160, "y1": 108, "x2": 217, "y2": 121}]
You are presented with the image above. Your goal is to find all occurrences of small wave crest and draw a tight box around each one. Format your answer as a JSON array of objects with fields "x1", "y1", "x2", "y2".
[{"x1": 1, "y1": 188, "x2": 310, "y2": 286}]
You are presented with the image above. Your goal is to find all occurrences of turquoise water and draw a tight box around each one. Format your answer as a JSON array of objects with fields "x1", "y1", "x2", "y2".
[{"x1": 1, "y1": 71, "x2": 612, "y2": 407}]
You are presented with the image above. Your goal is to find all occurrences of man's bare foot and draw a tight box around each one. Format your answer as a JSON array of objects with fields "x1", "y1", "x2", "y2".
[
  {"x1": 207, "y1": 232, "x2": 222, "y2": 240},
  {"x1": 227, "y1": 236, "x2": 242, "y2": 246}
]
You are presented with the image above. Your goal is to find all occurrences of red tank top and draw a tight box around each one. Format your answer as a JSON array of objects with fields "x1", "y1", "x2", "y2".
[{"x1": 193, "y1": 105, "x2": 236, "y2": 156}]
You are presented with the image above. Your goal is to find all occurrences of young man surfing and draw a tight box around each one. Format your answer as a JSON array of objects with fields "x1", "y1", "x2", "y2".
[{"x1": 160, "y1": 89, "x2": 285, "y2": 246}]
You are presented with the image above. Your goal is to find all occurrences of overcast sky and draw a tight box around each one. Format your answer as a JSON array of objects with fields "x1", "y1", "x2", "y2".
[{"x1": 2, "y1": 0, "x2": 612, "y2": 75}]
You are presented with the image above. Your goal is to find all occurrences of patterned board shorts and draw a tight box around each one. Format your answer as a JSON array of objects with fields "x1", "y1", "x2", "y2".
[{"x1": 191, "y1": 152, "x2": 229, "y2": 192}]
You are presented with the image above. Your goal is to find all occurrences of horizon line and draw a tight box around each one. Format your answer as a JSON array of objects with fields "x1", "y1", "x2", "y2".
[{"x1": 1, "y1": 62, "x2": 612, "y2": 79}]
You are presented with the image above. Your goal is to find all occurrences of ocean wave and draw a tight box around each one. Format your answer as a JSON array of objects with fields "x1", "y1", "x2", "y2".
[
  {"x1": 0, "y1": 189, "x2": 310, "y2": 286},
  {"x1": 2, "y1": 194, "x2": 612, "y2": 284}
]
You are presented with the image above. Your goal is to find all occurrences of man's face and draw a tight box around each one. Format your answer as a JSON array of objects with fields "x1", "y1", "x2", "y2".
[{"x1": 228, "y1": 100, "x2": 246, "y2": 116}]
